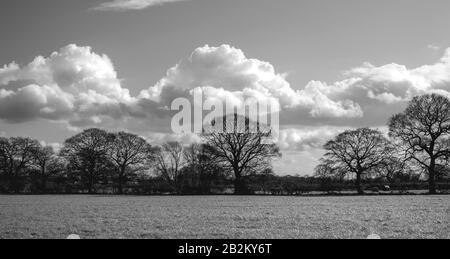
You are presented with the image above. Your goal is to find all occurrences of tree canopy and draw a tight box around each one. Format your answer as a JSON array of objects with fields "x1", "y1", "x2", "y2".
[
  {"x1": 317, "y1": 128, "x2": 392, "y2": 194},
  {"x1": 389, "y1": 94, "x2": 450, "y2": 194}
]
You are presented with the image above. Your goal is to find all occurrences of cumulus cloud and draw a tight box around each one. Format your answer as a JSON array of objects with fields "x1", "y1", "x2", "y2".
[
  {"x1": 345, "y1": 49, "x2": 450, "y2": 102},
  {"x1": 0, "y1": 44, "x2": 136, "y2": 126},
  {"x1": 293, "y1": 47, "x2": 450, "y2": 126},
  {"x1": 140, "y1": 44, "x2": 362, "y2": 119},
  {"x1": 91, "y1": 0, "x2": 188, "y2": 11},
  {"x1": 3, "y1": 43, "x2": 450, "y2": 137}
]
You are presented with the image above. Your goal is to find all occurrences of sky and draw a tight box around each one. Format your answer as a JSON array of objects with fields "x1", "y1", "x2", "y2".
[{"x1": 1, "y1": 0, "x2": 450, "y2": 175}]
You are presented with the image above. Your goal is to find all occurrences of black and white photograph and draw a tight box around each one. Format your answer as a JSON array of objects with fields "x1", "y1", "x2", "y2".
[{"x1": 0, "y1": 0, "x2": 449, "y2": 243}]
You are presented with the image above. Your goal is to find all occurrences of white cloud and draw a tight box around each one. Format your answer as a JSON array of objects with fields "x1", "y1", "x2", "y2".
[
  {"x1": 0, "y1": 62, "x2": 20, "y2": 85},
  {"x1": 3, "y1": 44, "x2": 450, "y2": 137},
  {"x1": 0, "y1": 44, "x2": 136, "y2": 126},
  {"x1": 140, "y1": 44, "x2": 362, "y2": 119},
  {"x1": 292, "y1": 47, "x2": 450, "y2": 126},
  {"x1": 345, "y1": 49, "x2": 450, "y2": 101},
  {"x1": 91, "y1": 0, "x2": 187, "y2": 11}
]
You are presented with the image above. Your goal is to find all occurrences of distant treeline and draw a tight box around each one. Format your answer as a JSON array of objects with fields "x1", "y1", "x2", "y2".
[
  {"x1": 1, "y1": 94, "x2": 450, "y2": 195},
  {"x1": 0, "y1": 158, "x2": 448, "y2": 195}
]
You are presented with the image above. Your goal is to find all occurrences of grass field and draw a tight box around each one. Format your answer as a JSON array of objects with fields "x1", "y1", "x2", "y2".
[{"x1": 0, "y1": 195, "x2": 448, "y2": 239}]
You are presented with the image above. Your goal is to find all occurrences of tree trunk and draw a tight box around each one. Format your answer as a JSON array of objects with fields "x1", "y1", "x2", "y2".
[
  {"x1": 41, "y1": 168, "x2": 47, "y2": 194},
  {"x1": 199, "y1": 167, "x2": 211, "y2": 195},
  {"x1": 234, "y1": 173, "x2": 246, "y2": 195},
  {"x1": 234, "y1": 178, "x2": 244, "y2": 195},
  {"x1": 118, "y1": 182, "x2": 123, "y2": 195},
  {"x1": 12, "y1": 169, "x2": 21, "y2": 194},
  {"x1": 118, "y1": 170, "x2": 124, "y2": 195},
  {"x1": 41, "y1": 177, "x2": 47, "y2": 194},
  {"x1": 88, "y1": 171, "x2": 94, "y2": 194},
  {"x1": 356, "y1": 172, "x2": 364, "y2": 195},
  {"x1": 429, "y1": 160, "x2": 437, "y2": 194},
  {"x1": 11, "y1": 176, "x2": 20, "y2": 194},
  {"x1": 173, "y1": 175, "x2": 180, "y2": 195}
]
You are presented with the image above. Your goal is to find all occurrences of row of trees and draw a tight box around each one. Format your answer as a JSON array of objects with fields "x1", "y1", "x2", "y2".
[
  {"x1": 2, "y1": 94, "x2": 450, "y2": 195},
  {"x1": 0, "y1": 114, "x2": 281, "y2": 194},
  {"x1": 316, "y1": 94, "x2": 450, "y2": 194},
  {"x1": 0, "y1": 130, "x2": 152, "y2": 194}
]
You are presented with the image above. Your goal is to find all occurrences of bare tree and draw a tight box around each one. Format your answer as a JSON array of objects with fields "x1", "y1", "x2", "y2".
[
  {"x1": 389, "y1": 94, "x2": 450, "y2": 194},
  {"x1": 203, "y1": 114, "x2": 281, "y2": 194},
  {"x1": 0, "y1": 137, "x2": 40, "y2": 193},
  {"x1": 61, "y1": 128, "x2": 110, "y2": 194},
  {"x1": 317, "y1": 128, "x2": 393, "y2": 194},
  {"x1": 107, "y1": 132, "x2": 153, "y2": 194},
  {"x1": 32, "y1": 144, "x2": 65, "y2": 193},
  {"x1": 153, "y1": 142, "x2": 185, "y2": 193}
]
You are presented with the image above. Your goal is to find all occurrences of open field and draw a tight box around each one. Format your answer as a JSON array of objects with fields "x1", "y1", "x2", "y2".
[{"x1": 0, "y1": 195, "x2": 448, "y2": 239}]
